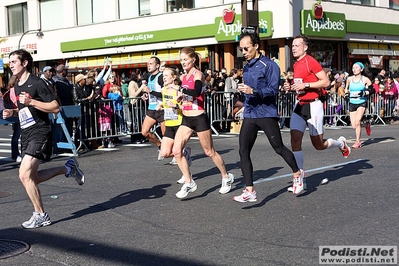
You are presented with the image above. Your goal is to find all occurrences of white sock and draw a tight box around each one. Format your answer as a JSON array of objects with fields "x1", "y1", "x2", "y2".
[
  {"x1": 293, "y1": 151, "x2": 304, "y2": 170},
  {"x1": 327, "y1": 138, "x2": 342, "y2": 149}
]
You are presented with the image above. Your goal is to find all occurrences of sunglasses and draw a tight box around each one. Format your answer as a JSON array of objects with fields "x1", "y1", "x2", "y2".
[{"x1": 239, "y1": 46, "x2": 252, "y2": 52}]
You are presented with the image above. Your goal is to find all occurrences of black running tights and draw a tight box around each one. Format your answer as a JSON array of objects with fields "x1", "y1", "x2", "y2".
[{"x1": 238, "y1": 117, "x2": 299, "y2": 187}]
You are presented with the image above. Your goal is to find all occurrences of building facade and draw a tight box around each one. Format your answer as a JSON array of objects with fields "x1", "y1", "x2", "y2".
[{"x1": 1, "y1": 0, "x2": 399, "y2": 88}]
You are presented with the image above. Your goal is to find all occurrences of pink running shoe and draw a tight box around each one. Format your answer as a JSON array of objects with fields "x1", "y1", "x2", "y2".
[{"x1": 351, "y1": 141, "x2": 362, "y2": 149}]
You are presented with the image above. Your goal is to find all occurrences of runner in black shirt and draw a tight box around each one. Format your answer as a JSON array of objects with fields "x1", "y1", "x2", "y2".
[{"x1": 3, "y1": 49, "x2": 85, "y2": 229}]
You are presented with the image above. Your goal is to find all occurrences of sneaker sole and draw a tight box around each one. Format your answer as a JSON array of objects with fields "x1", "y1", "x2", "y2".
[
  {"x1": 75, "y1": 169, "x2": 85, "y2": 186},
  {"x1": 22, "y1": 220, "x2": 52, "y2": 229},
  {"x1": 293, "y1": 187, "x2": 305, "y2": 196},
  {"x1": 233, "y1": 197, "x2": 257, "y2": 203},
  {"x1": 71, "y1": 157, "x2": 85, "y2": 185}
]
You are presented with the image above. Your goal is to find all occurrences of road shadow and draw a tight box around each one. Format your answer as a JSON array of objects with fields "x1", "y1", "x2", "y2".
[
  {"x1": 241, "y1": 159, "x2": 372, "y2": 209},
  {"x1": 0, "y1": 228, "x2": 211, "y2": 266},
  {"x1": 55, "y1": 184, "x2": 171, "y2": 224},
  {"x1": 360, "y1": 136, "x2": 395, "y2": 147}
]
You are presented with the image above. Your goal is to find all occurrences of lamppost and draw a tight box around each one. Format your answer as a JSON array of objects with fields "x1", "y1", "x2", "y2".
[
  {"x1": 241, "y1": 0, "x2": 259, "y2": 33},
  {"x1": 18, "y1": 29, "x2": 44, "y2": 49}
]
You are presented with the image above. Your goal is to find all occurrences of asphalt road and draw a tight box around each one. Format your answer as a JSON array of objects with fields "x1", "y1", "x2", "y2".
[{"x1": 0, "y1": 123, "x2": 398, "y2": 266}]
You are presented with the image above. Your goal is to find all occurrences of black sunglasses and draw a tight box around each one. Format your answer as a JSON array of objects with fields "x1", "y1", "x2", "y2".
[{"x1": 239, "y1": 46, "x2": 252, "y2": 52}]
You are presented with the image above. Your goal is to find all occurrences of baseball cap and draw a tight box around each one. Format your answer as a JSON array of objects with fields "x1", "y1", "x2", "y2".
[
  {"x1": 43, "y1": 66, "x2": 52, "y2": 72},
  {"x1": 75, "y1": 74, "x2": 87, "y2": 83}
]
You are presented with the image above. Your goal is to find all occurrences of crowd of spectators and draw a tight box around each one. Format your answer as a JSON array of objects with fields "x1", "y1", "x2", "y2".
[{"x1": 3, "y1": 58, "x2": 399, "y2": 157}]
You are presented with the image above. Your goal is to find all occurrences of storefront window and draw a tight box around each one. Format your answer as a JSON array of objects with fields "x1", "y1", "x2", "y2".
[
  {"x1": 139, "y1": 0, "x2": 150, "y2": 15},
  {"x1": 7, "y1": 3, "x2": 28, "y2": 35},
  {"x1": 346, "y1": 0, "x2": 375, "y2": 6},
  {"x1": 390, "y1": 0, "x2": 399, "y2": 9},
  {"x1": 40, "y1": 0, "x2": 64, "y2": 31},
  {"x1": 167, "y1": 0, "x2": 194, "y2": 11},
  {"x1": 309, "y1": 42, "x2": 337, "y2": 70},
  {"x1": 76, "y1": 0, "x2": 107, "y2": 25},
  {"x1": 119, "y1": 0, "x2": 138, "y2": 19}
]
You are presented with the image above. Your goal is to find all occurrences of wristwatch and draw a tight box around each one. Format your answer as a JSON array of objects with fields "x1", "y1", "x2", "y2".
[{"x1": 305, "y1": 83, "x2": 310, "y2": 89}]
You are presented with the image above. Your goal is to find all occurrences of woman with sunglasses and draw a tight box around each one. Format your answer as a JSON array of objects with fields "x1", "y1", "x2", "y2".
[{"x1": 232, "y1": 31, "x2": 304, "y2": 202}]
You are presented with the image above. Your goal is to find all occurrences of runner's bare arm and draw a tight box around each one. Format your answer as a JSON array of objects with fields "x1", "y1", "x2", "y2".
[{"x1": 23, "y1": 96, "x2": 60, "y2": 114}]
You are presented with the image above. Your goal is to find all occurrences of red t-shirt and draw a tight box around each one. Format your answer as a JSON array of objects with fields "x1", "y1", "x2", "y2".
[{"x1": 293, "y1": 54, "x2": 323, "y2": 100}]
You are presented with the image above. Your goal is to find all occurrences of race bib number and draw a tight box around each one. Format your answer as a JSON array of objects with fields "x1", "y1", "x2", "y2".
[
  {"x1": 164, "y1": 108, "x2": 178, "y2": 120},
  {"x1": 19, "y1": 107, "x2": 36, "y2": 129},
  {"x1": 148, "y1": 94, "x2": 158, "y2": 110}
]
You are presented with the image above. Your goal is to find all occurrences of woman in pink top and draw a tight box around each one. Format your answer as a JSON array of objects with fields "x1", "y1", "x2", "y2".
[{"x1": 172, "y1": 47, "x2": 234, "y2": 199}]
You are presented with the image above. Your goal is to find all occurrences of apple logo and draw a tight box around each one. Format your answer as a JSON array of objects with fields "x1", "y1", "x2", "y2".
[
  {"x1": 312, "y1": 0, "x2": 323, "y2": 19},
  {"x1": 222, "y1": 5, "x2": 235, "y2": 24}
]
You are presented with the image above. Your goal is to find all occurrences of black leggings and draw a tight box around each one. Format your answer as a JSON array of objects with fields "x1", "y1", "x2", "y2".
[{"x1": 239, "y1": 117, "x2": 299, "y2": 187}]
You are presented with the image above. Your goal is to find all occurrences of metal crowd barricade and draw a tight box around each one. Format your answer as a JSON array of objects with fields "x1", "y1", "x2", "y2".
[
  {"x1": 205, "y1": 91, "x2": 235, "y2": 135},
  {"x1": 73, "y1": 97, "x2": 147, "y2": 147},
  {"x1": 276, "y1": 92, "x2": 397, "y2": 127},
  {"x1": 71, "y1": 91, "x2": 398, "y2": 147}
]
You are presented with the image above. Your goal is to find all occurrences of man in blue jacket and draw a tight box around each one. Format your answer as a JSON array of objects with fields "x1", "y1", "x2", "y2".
[{"x1": 233, "y1": 31, "x2": 304, "y2": 203}]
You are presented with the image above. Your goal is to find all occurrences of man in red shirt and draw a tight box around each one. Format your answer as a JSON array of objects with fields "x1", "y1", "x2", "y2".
[{"x1": 284, "y1": 35, "x2": 351, "y2": 194}]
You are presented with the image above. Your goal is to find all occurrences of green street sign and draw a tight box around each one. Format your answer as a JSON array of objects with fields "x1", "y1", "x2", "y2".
[{"x1": 300, "y1": 10, "x2": 346, "y2": 38}]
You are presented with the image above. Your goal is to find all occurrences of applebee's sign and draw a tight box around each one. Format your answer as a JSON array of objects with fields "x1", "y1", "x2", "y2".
[
  {"x1": 300, "y1": 10, "x2": 346, "y2": 38},
  {"x1": 312, "y1": 0, "x2": 323, "y2": 19},
  {"x1": 222, "y1": 5, "x2": 235, "y2": 24},
  {"x1": 215, "y1": 10, "x2": 273, "y2": 41}
]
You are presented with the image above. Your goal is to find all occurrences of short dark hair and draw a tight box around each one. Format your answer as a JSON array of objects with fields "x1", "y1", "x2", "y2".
[
  {"x1": 9, "y1": 49, "x2": 33, "y2": 73},
  {"x1": 150, "y1": 56, "x2": 161, "y2": 68},
  {"x1": 239, "y1": 31, "x2": 260, "y2": 49},
  {"x1": 294, "y1": 35, "x2": 309, "y2": 47}
]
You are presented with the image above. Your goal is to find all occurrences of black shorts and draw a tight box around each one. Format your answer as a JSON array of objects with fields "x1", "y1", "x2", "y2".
[
  {"x1": 146, "y1": 109, "x2": 164, "y2": 123},
  {"x1": 349, "y1": 102, "x2": 367, "y2": 112},
  {"x1": 163, "y1": 125, "x2": 179, "y2": 139},
  {"x1": 181, "y1": 113, "x2": 210, "y2": 132},
  {"x1": 21, "y1": 131, "x2": 52, "y2": 162}
]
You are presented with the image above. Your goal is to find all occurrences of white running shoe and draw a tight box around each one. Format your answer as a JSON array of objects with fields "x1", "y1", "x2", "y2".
[
  {"x1": 176, "y1": 175, "x2": 186, "y2": 184},
  {"x1": 338, "y1": 136, "x2": 351, "y2": 158},
  {"x1": 175, "y1": 181, "x2": 197, "y2": 199},
  {"x1": 287, "y1": 179, "x2": 307, "y2": 192},
  {"x1": 320, "y1": 178, "x2": 329, "y2": 185},
  {"x1": 22, "y1": 212, "x2": 51, "y2": 229},
  {"x1": 219, "y1": 173, "x2": 235, "y2": 194},
  {"x1": 169, "y1": 157, "x2": 178, "y2": 165},
  {"x1": 183, "y1": 147, "x2": 192, "y2": 166},
  {"x1": 287, "y1": 170, "x2": 306, "y2": 193},
  {"x1": 157, "y1": 149, "x2": 164, "y2": 161},
  {"x1": 292, "y1": 169, "x2": 305, "y2": 195},
  {"x1": 233, "y1": 189, "x2": 257, "y2": 203},
  {"x1": 65, "y1": 157, "x2": 85, "y2": 185}
]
